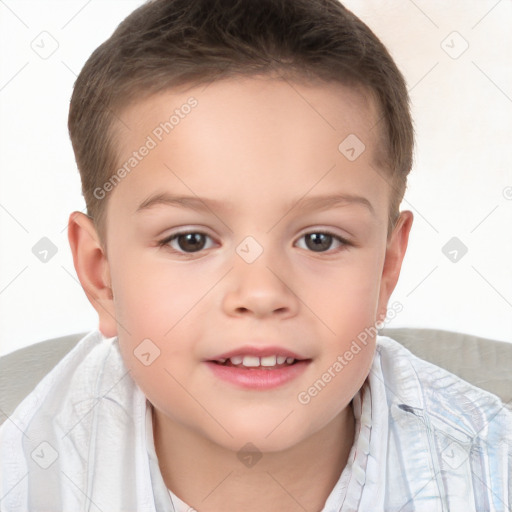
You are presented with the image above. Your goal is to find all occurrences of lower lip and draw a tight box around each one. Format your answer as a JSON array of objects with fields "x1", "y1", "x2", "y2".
[{"x1": 204, "y1": 361, "x2": 310, "y2": 390}]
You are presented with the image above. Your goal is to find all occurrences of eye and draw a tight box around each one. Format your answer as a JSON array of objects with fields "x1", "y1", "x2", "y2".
[
  {"x1": 295, "y1": 231, "x2": 350, "y2": 253},
  {"x1": 158, "y1": 229, "x2": 350, "y2": 255},
  {"x1": 158, "y1": 231, "x2": 215, "y2": 253}
]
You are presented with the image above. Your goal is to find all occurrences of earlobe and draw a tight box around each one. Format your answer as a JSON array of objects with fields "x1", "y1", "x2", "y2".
[
  {"x1": 376, "y1": 210, "x2": 414, "y2": 324},
  {"x1": 67, "y1": 211, "x2": 118, "y2": 338}
]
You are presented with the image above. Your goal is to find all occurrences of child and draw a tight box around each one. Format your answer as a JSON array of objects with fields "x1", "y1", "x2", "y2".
[{"x1": 1, "y1": 0, "x2": 510, "y2": 510}]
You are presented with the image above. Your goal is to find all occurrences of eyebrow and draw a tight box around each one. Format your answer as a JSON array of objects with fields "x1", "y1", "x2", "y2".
[{"x1": 135, "y1": 192, "x2": 375, "y2": 216}]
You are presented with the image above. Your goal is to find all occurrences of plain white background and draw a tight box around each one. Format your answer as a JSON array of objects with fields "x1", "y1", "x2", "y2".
[{"x1": 0, "y1": 0, "x2": 511, "y2": 356}]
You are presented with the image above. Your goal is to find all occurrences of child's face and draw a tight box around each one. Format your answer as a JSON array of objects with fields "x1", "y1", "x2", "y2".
[{"x1": 85, "y1": 76, "x2": 412, "y2": 452}]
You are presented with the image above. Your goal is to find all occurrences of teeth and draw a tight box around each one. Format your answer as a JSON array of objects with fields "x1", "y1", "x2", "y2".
[
  {"x1": 220, "y1": 355, "x2": 296, "y2": 367},
  {"x1": 260, "y1": 355, "x2": 276, "y2": 367},
  {"x1": 242, "y1": 356, "x2": 260, "y2": 367}
]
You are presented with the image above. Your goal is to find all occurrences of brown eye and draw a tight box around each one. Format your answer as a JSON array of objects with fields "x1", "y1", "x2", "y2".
[
  {"x1": 296, "y1": 231, "x2": 349, "y2": 253},
  {"x1": 176, "y1": 233, "x2": 207, "y2": 252},
  {"x1": 160, "y1": 231, "x2": 215, "y2": 253},
  {"x1": 305, "y1": 233, "x2": 334, "y2": 252}
]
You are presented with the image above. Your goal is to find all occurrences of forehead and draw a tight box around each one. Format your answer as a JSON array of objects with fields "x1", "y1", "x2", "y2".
[
  {"x1": 115, "y1": 76, "x2": 380, "y2": 156},
  {"x1": 107, "y1": 76, "x2": 388, "y2": 221}
]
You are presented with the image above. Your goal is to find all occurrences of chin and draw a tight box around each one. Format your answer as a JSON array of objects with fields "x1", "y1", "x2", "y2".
[{"x1": 213, "y1": 419, "x2": 310, "y2": 454}]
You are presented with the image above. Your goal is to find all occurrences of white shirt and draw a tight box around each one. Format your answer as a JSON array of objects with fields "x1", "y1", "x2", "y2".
[{"x1": 1, "y1": 330, "x2": 510, "y2": 511}]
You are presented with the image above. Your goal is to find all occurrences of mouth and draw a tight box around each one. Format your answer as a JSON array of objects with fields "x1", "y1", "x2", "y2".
[
  {"x1": 204, "y1": 351, "x2": 312, "y2": 390},
  {"x1": 210, "y1": 355, "x2": 309, "y2": 369}
]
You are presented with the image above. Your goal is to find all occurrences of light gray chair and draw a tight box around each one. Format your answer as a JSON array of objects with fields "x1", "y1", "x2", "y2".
[{"x1": 1, "y1": 328, "x2": 511, "y2": 426}]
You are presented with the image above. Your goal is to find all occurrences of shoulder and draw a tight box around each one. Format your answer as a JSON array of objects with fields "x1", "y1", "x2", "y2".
[
  {"x1": 376, "y1": 335, "x2": 512, "y2": 441},
  {"x1": 0, "y1": 329, "x2": 125, "y2": 434},
  {"x1": 0, "y1": 331, "x2": 150, "y2": 510},
  {"x1": 372, "y1": 335, "x2": 511, "y2": 508}
]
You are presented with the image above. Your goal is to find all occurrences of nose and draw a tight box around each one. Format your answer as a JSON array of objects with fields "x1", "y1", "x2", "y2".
[{"x1": 222, "y1": 250, "x2": 300, "y2": 319}]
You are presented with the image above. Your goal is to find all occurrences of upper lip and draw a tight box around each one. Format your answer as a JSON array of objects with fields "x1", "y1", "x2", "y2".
[{"x1": 206, "y1": 345, "x2": 309, "y2": 362}]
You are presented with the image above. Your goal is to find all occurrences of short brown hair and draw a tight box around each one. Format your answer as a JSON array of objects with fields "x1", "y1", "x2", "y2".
[{"x1": 68, "y1": 0, "x2": 413, "y2": 245}]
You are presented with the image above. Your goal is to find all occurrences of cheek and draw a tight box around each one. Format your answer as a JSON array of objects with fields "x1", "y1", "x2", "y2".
[
  {"x1": 109, "y1": 253, "x2": 208, "y2": 381},
  {"x1": 303, "y1": 252, "x2": 383, "y2": 328},
  {"x1": 290, "y1": 336, "x2": 375, "y2": 442},
  {"x1": 110, "y1": 252, "x2": 205, "y2": 334}
]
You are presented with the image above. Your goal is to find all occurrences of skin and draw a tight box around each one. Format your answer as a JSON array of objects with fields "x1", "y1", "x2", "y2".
[{"x1": 68, "y1": 75, "x2": 413, "y2": 511}]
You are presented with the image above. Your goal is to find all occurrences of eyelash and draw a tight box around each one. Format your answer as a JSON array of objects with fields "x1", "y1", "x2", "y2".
[{"x1": 157, "y1": 229, "x2": 352, "y2": 256}]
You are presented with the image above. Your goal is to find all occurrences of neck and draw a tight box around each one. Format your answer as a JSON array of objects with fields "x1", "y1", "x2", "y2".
[{"x1": 152, "y1": 403, "x2": 355, "y2": 512}]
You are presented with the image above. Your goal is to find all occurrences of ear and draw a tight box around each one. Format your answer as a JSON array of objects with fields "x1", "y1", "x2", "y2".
[
  {"x1": 67, "y1": 211, "x2": 118, "y2": 338},
  {"x1": 376, "y1": 210, "x2": 413, "y2": 324}
]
